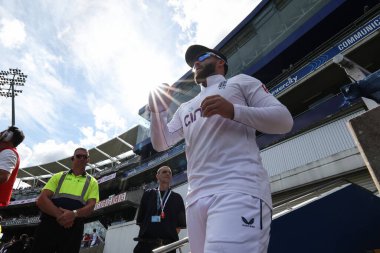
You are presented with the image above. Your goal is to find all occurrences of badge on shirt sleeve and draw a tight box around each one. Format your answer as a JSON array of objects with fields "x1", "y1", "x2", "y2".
[{"x1": 151, "y1": 215, "x2": 161, "y2": 223}]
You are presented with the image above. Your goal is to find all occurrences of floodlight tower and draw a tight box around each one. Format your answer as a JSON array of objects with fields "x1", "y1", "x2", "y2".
[{"x1": 0, "y1": 68, "x2": 27, "y2": 126}]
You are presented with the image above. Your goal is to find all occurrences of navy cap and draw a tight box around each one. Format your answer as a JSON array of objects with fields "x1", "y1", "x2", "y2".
[{"x1": 185, "y1": 45, "x2": 228, "y2": 74}]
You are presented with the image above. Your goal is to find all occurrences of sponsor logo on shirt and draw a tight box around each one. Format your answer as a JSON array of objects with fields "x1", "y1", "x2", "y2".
[
  {"x1": 241, "y1": 216, "x2": 255, "y2": 228},
  {"x1": 184, "y1": 108, "x2": 202, "y2": 127}
]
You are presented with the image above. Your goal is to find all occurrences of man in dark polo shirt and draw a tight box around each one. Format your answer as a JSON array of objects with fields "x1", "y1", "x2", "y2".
[
  {"x1": 32, "y1": 147, "x2": 99, "y2": 253},
  {"x1": 134, "y1": 166, "x2": 186, "y2": 253}
]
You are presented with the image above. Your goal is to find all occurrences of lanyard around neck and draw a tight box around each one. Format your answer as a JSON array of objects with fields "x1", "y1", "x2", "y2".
[{"x1": 156, "y1": 188, "x2": 171, "y2": 212}]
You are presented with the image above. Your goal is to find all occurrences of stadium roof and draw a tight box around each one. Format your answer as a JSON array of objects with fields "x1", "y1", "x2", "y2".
[{"x1": 18, "y1": 124, "x2": 149, "y2": 186}]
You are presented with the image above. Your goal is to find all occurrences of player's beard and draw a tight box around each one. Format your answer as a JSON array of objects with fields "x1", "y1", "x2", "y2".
[{"x1": 194, "y1": 62, "x2": 216, "y2": 87}]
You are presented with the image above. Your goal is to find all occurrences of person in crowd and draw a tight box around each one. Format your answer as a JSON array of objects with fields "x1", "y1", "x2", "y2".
[
  {"x1": 82, "y1": 233, "x2": 91, "y2": 248},
  {"x1": 148, "y1": 45, "x2": 293, "y2": 253},
  {"x1": 134, "y1": 166, "x2": 186, "y2": 253},
  {"x1": 90, "y1": 228, "x2": 98, "y2": 247},
  {"x1": 0, "y1": 126, "x2": 25, "y2": 206},
  {"x1": 31, "y1": 147, "x2": 99, "y2": 253}
]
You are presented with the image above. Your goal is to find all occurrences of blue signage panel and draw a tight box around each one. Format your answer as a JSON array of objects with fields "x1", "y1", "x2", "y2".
[
  {"x1": 271, "y1": 15, "x2": 380, "y2": 96},
  {"x1": 122, "y1": 143, "x2": 185, "y2": 179}
]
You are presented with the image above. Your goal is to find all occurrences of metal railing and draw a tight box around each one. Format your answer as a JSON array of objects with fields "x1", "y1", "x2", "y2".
[{"x1": 152, "y1": 237, "x2": 189, "y2": 253}]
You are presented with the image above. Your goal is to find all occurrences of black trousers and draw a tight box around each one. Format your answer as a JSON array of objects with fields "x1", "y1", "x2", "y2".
[
  {"x1": 133, "y1": 241, "x2": 176, "y2": 253},
  {"x1": 31, "y1": 217, "x2": 84, "y2": 253}
]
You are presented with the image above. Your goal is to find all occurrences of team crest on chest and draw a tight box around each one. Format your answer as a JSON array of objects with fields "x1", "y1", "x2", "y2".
[{"x1": 218, "y1": 80, "x2": 227, "y2": 89}]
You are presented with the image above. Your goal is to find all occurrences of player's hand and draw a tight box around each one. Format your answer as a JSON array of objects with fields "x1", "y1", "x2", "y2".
[
  {"x1": 57, "y1": 208, "x2": 75, "y2": 228},
  {"x1": 201, "y1": 95, "x2": 234, "y2": 119},
  {"x1": 148, "y1": 83, "x2": 173, "y2": 113}
]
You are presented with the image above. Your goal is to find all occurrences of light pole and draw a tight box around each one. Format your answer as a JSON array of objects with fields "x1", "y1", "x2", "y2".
[{"x1": 0, "y1": 68, "x2": 27, "y2": 126}]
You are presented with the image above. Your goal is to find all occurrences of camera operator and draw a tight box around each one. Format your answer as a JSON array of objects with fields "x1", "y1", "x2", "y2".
[{"x1": 0, "y1": 126, "x2": 25, "y2": 206}]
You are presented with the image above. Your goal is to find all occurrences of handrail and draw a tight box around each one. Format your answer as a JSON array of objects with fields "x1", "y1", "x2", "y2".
[{"x1": 152, "y1": 237, "x2": 189, "y2": 253}]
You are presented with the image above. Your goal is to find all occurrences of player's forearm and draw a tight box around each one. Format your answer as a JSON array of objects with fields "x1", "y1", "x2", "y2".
[
  {"x1": 150, "y1": 111, "x2": 181, "y2": 151},
  {"x1": 234, "y1": 104, "x2": 293, "y2": 134}
]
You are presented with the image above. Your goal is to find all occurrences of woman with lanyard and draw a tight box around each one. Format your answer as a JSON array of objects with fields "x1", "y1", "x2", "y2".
[{"x1": 134, "y1": 166, "x2": 186, "y2": 253}]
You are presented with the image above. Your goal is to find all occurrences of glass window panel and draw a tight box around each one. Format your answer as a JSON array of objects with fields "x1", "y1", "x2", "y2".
[{"x1": 222, "y1": 0, "x2": 330, "y2": 77}]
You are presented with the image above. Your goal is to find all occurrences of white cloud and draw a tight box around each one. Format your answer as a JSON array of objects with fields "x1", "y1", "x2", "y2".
[
  {"x1": 93, "y1": 104, "x2": 125, "y2": 132},
  {"x1": 61, "y1": 1, "x2": 187, "y2": 113},
  {"x1": 15, "y1": 49, "x2": 79, "y2": 135},
  {"x1": 20, "y1": 139, "x2": 77, "y2": 166},
  {"x1": 18, "y1": 127, "x2": 109, "y2": 167},
  {"x1": 79, "y1": 126, "x2": 108, "y2": 148},
  {"x1": 0, "y1": 18, "x2": 26, "y2": 48},
  {"x1": 16, "y1": 143, "x2": 33, "y2": 169}
]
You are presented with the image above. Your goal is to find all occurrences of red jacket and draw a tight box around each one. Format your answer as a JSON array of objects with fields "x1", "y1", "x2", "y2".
[{"x1": 0, "y1": 147, "x2": 20, "y2": 206}]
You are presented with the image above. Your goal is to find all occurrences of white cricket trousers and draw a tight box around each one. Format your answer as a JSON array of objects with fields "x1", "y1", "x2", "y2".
[{"x1": 186, "y1": 192, "x2": 271, "y2": 253}]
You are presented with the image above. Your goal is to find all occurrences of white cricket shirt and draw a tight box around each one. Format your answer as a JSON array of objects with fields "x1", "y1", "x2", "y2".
[{"x1": 150, "y1": 74, "x2": 293, "y2": 208}]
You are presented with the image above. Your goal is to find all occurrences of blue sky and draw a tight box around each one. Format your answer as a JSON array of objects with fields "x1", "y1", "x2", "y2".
[{"x1": 0, "y1": 0, "x2": 260, "y2": 168}]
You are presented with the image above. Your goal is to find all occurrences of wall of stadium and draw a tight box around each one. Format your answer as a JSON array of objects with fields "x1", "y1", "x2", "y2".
[{"x1": 261, "y1": 110, "x2": 364, "y2": 183}]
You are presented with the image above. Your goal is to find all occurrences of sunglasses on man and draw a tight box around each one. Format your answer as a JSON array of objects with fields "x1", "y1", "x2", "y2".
[
  {"x1": 194, "y1": 52, "x2": 226, "y2": 65},
  {"x1": 75, "y1": 154, "x2": 89, "y2": 159}
]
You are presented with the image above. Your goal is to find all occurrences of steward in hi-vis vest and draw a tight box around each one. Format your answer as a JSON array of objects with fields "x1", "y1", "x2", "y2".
[{"x1": 32, "y1": 147, "x2": 99, "y2": 253}]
